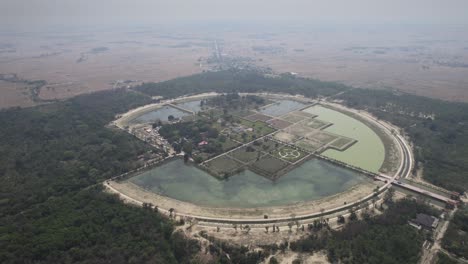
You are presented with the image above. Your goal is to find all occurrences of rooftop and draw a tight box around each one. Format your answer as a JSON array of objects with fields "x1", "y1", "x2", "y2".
[{"x1": 410, "y1": 213, "x2": 439, "y2": 229}]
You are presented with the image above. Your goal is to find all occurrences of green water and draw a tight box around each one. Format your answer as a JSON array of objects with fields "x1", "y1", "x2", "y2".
[
  {"x1": 302, "y1": 106, "x2": 385, "y2": 173},
  {"x1": 129, "y1": 159, "x2": 370, "y2": 208}
]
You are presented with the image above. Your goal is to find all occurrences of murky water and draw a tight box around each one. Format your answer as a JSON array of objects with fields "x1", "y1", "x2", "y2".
[
  {"x1": 175, "y1": 100, "x2": 202, "y2": 112},
  {"x1": 129, "y1": 159, "x2": 371, "y2": 208},
  {"x1": 259, "y1": 100, "x2": 306, "y2": 117},
  {"x1": 130, "y1": 105, "x2": 189, "y2": 124},
  {"x1": 302, "y1": 105, "x2": 385, "y2": 173}
]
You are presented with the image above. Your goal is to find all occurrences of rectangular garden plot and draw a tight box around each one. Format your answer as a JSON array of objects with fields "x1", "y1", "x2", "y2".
[
  {"x1": 310, "y1": 131, "x2": 339, "y2": 145},
  {"x1": 301, "y1": 119, "x2": 331, "y2": 130},
  {"x1": 245, "y1": 113, "x2": 273, "y2": 122},
  {"x1": 284, "y1": 124, "x2": 315, "y2": 138},
  {"x1": 228, "y1": 118, "x2": 276, "y2": 143},
  {"x1": 328, "y1": 137, "x2": 357, "y2": 151},
  {"x1": 295, "y1": 138, "x2": 324, "y2": 152},
  {"x1": 280, "y1": 112, "x2": 310, "y2": 124},
  {"x1": 267, "y1": 118, "x2": 293, "y2": 129},
  {"x1": 221, "y1": 138, "x2": 241, "y2": 151},
  {"x1": 273, "y1": 131, "x2": 299, "y2": 143},
  {"x1": 249, "y1": 155, "x2": 291, "y2": 180},
  {"x1": 229, "y1": 146, "x2": 264, "y2": 164},
  {"x1": 250, "y1": 138, "x2": 282, "y2": 153},
  {"x1": 273, "y1": 146, "x2": 309, "y2": 163},
  {"x1": 204, "y1": 155, "x2": 244, "y2": 177}
]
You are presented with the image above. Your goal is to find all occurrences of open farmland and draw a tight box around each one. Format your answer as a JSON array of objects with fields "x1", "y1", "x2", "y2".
[{"x1": 2, "y1": 25, "x2": 468, "y2": 110}]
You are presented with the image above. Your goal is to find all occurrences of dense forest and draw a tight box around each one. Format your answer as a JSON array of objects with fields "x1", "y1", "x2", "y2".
[
  {"x1": 0, "y1": 89, "x2": 152, "y2": 216},
  {"x1": 135, "y1": 69, "x2": 348, "y2": 99},
  {"x1": 2, "y1": 187, "x2": 200, "y2": 263},
  {"x1": 1, "y1": 70, "x2": 467, "y2": 263},
  {"x1": 442, "y1": 206, "x2": 468, "y2": 259},
  {"x1": 290, "y1": 199, "x2": 438, "y2": 264},
  {"x1": 0, "y1": 90, "x2": 199, "y2": 263}
]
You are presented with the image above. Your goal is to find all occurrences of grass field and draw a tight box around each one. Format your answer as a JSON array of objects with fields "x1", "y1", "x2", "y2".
[
  {"x1": 205, "y1": 155, "x2": 244, "y2": 176},
  {"x1": 295, "y1": 138, "x2": 324, "y2": 152},
  {"x1": 267, "y1": 118, "x2": 293, "y2": 129},
  {"x1": 302, "y1": 118, "x2": 331, "y2": 129},
  {"x1": 249, "y1": 155, "x2": 290, "y2": 179},
  {"x1": 229, "y1": 146, "x2": 263, "y2": 163},
  {"x1": 229, "y1": 118, "x2": 276, "y2": 143},
  {"x1": 274, "y1": 146, "x2": 308, "y2": 162},
  {"x1": 312, "y1": 131, "x2": 339, "y2": 143},
  {"x1": 285, "y1": 123, "x2": 314, "y2": 138},
  {"x1": 221, "y1": 138, "x2": 241, "y2": 151},
  {"x1": 251, "y1": 138, "x2": 283, "y2": 152}
]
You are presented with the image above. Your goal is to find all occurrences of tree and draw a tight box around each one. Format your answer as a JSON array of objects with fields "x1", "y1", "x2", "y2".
[
  {"x1": 168, "y1": 115, "x2": 175, "y2": 121},
  {"x1": 169, "y1": 208, "x2": 175, "y2": 218},
  {"x1": 182, "y1": 141, "x2": 193, "y2": 154},
  {"x1": 337, "y1": 215, "x2": 345, "y2": 224},
  {"x1": 241, "y1": 132, "x2": 248, "y2": 141},
  {"x1": 384, "y1": 188, "x2": 396, "y2": 204},
  {"x1": 348, "y1": 210, "x2": 357, "y2": 222},
  {"x1": 219, "y1": 135, "x2": 227, "y2": 142},
  {"x1": 207, "y1": 128, "x2": 219, "y2": 138},
  {"x1": 269, "y1": 256, "x2": 279, "y2": 264}
]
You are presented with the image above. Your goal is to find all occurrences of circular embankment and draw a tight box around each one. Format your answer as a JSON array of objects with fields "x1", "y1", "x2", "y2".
[{"x1": 106, "y1": 93, "x2": 412, "y2": 227}]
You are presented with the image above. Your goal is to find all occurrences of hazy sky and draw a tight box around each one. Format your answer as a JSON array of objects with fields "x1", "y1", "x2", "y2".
[{"x1": 1, "y1": 0, "x2": 468, "y2": 30}]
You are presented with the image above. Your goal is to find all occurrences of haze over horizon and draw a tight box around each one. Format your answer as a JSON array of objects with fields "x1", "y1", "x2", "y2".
[{"x1": 2, "y1": 0, "x2": 468, "y2": 31}]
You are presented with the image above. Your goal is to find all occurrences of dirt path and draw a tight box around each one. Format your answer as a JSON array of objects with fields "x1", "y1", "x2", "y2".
[{"x1": 419, "y1": 208, "x2": 458, "y2": 264}]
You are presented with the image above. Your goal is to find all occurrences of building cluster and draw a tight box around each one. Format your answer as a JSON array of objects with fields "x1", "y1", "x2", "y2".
[{"x1": 131, "y1": 125, "x2": 173, "y2": 155}]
